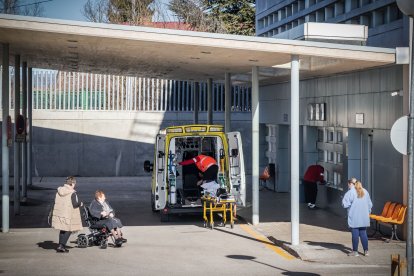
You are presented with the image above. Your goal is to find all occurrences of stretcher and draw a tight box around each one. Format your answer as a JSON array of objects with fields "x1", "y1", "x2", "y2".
[{"x1": 202, "y1": 194, "x2": 236, "y2": 229}]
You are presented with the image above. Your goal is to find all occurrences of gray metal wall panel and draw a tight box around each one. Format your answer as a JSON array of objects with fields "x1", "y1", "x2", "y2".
[
  {"x1": 380, "y1": 66, "x2": 403, "y2": 92},
  {"x1": 359, "y1": 69, "x2": 380, "y2": 94}
]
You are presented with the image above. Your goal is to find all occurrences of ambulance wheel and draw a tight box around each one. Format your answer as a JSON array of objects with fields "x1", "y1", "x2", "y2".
[
  {"x1": 160, "y1": 212, "x2": 169, "y2": 222},
  {"x1": 77, "y1": 234, "x2": 88, "y2": 248}
]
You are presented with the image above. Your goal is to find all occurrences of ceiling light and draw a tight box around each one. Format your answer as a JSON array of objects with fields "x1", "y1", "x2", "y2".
[
  {"x1": 67, "y1": 39, "x2": 78, "y2": 43},
  {"x1": 201, "y1": 51, "x2": 211, "y2": 54},
  {"x1": 249, "y1": 59, "x2": 259, "y2": 62}
]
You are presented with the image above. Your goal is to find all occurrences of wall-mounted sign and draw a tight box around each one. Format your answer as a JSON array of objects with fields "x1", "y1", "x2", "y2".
[
  {"x1": 356, "y1": 113, "x2": 364, "y2": 125},
  {"x1": 307, "y1": 103, "x2": 326, "y2": 121}
]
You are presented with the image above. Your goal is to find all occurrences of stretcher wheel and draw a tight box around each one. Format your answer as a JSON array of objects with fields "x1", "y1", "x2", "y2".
[
  {"x1": 203, "y1": 221, "x2": 207, "y2": 228},
  {"x1": 77, "y1": 234, "x2": 88, "y2": 248},
  {"x1": 231, "y1": 222, "x2": 234, "y2": 229},
  {"x1": 210, "y1": 222, "x2": 214, "y2": 229},
  {"x1": 100, "y1": 239, "x2": 108, "y2": 249}
]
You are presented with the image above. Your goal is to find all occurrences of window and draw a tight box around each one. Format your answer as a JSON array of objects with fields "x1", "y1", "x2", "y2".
[
  {"x1": 327, "y1": 151, "x2": 335, "y2": 162},
  {"x1": 318, "y1": 129, "x2": 324, "y2": 142},
  {"x1": 336, "y1": 131, "x2": 343, "y2": 143},
  {"x1": 327, "y1": 130, "x2": 334, "y2": 143}
]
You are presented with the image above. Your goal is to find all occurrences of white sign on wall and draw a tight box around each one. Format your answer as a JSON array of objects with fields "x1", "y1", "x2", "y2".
[{"x1": 356, "y1": 113, "x2": 364, "y2": 124}]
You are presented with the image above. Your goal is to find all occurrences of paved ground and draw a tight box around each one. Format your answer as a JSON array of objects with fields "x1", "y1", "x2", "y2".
[
  {"x1": 239, "y1": 188, "x2": 406, "y2": 268},
  {"x1": 0, "y1": 177, "x2": 405, "y2": 275}
]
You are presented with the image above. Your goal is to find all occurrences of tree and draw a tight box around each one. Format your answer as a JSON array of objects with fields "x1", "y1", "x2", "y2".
[
  {"x1": 204, "y1": 0, "x2": 255, "y2": 36},
  {"x1": 82, "y1": 0, "x2": 156, "y2": 25},
  {"x1": 1, "y1": 0, "x2": 45, "y2": 16},
  {"x1": 168, "y1": 0, "x2": 224, "y2": 32},
  {"x1": 169, "y1": 0, "x2": 255, "y2": 35}
]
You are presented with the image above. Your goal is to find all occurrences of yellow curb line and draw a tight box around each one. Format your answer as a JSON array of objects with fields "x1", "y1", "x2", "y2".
[{"x1": 240, "y1": 224, "x2": 295, "y2": 260}]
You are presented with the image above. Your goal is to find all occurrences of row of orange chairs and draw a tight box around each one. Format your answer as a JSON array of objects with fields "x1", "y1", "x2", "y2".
[{"x1": 369, "y1": 201, "x2": 407, "y2": 241}]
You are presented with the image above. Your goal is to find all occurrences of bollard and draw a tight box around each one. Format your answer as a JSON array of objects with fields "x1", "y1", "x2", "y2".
[{"x1": 391, "y1": 254, "x2": 407, "y2": 276}]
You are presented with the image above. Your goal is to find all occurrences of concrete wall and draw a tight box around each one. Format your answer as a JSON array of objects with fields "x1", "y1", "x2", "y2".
[
  {"x1": 259, "y1": 65, "x2": 404, "y2": 215},
  {"x1": 1, "y1": 111, "x2": 252, "y2": 177}
]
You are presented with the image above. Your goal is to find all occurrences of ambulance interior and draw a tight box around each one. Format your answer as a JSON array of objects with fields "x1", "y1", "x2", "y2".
[{"x1": 171, "y1": 136, "x2": 223, "y2": 206}]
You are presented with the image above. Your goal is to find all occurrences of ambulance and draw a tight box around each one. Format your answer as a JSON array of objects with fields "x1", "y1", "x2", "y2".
[{"x1": 144, "y1": 124, "x2": 246, "y2": 221}]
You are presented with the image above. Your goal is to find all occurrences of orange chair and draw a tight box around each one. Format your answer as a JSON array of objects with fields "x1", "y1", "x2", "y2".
[
  {"x1": 380, "y1": 205, "x2": 407, "y2": 241},
  {"x1": 370, "y1": 201, "x2": 391, "y2": 220},
  {"x1": 369, "y1": 202, "x2": 396, "y2": 237}
]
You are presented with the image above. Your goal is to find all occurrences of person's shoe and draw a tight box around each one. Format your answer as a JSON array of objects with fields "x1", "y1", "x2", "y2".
[
  {"x1": 364, "y1": 250, "x2": 369, "y2": 256},
  {"x1": 115, "y1": 238, "x2": 123, "y2": 247},
  {"x1": 348, "y1": 251, "x2": 359, "y2": 257},
  {"x1": 121, "y1": 237, "x2": 127, "y2": 243},
  {"x1": 56, "y1": 244, "x2": 69, "y2": 253},
  {"x1": 308, "y1": 203, "x2": 316, "y2": 209}
]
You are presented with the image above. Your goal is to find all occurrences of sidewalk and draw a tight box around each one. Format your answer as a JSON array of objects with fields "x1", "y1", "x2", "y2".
[{"x1": 238, "y1": 189, "x2": 406, "y2": 267}]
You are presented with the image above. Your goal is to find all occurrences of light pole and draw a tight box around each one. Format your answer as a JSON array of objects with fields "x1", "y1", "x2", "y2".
[{"x1": 396, "y1": 1, "x2": 414, "y2": 275}]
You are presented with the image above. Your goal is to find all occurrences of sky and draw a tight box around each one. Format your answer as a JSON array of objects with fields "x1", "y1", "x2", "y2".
[
  {"x1": 42, "y1": 0, "x2": 88, "y2": 21},
  {"x1": 40, "y1": 0, "x2": 174, "y2": 22}
]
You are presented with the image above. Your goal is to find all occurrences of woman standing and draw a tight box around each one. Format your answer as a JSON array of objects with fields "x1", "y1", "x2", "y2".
[
  {"x1": 51, "y1": 176, "x2": 83, "y2": 253},
  {"x1": 342, "y1": 179, "x2": 373, "y2": 257}
]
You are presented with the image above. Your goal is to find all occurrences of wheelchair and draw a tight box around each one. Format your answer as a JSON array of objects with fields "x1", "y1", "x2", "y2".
[{"x1": 76, "y1": 206, "x2": 119, "y2": 249}]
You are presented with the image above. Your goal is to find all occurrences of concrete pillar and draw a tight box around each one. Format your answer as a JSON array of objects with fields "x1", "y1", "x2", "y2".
[
  {"x1": 194, "y1": 82, "x2": 199, "y2": 124},
  {"x1": 252, "y1": 66, "x2": 260, "y2": 225},
  {"x1": 14, "y1": 54, "x2": 20, "y2": 215},
  {"x1": 207, "y1": 78, "x2": 213, "y2": 125},
  {"x1": 22, "y1": 62, "x2": 27, "y2": 200},
  {"x1": 2, "y1": 43, "x2": 10, "y2": 232},
  {"x1": 225, "y1": 73, "x2": 231, "y2": 133},
  {"x1": 291, "y1": 55, "x2": 300, "y2": 246},
  {"x1": 27, "y1": 67, "x2": 32, "y2": 186}
]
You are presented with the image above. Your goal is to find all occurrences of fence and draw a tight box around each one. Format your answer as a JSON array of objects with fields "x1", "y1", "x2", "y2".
[{"x1": 0, "y1": 68, "x2": 252, "y2": 112}]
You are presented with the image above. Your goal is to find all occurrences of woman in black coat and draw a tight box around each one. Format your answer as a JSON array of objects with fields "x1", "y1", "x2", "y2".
[{"x1": 89, "y1": 190, "x2": 127, "y2": 246}]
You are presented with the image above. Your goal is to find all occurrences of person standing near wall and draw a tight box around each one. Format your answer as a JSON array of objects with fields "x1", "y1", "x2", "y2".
[
  {"x1": 303, "y1": 164, "x2": 325, "y2": 209},
  {"x1": 51, "y1": 176, "x2": 83, "y2": 253},
  {"x1": 342, "y1": 179, "x2": 373, "y2": 257}
]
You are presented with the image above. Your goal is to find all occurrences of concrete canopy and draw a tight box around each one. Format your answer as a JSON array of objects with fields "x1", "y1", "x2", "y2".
[{"x1": 0, "y1": 14, "x2": 395, "y2": 83}]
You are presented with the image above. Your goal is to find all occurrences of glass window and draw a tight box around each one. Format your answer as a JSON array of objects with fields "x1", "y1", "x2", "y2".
[{"x1": 317, "y1": 129, "x2": 324, "y2": 142}]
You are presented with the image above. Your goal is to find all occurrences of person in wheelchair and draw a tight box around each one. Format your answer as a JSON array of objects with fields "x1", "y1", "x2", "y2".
[{"x1": 89, "y1": 190, "x2": 127, "y2": 247}]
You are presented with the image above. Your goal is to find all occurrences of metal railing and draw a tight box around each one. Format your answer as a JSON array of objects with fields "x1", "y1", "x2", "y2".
[{"x1": 0, "y1": 68, "x2": 252, "y2": 112}]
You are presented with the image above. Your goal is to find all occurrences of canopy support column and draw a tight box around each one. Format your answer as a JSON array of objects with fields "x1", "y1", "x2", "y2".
[
  {"x1": 194, "y1": 82, "x2": 199, "y2": 124},
  {"x1": 14, "y1": 55, "x2": 21, "y2": 215},
  {"x1": 252, "y1": 66, "x2": 259, "y2": 225},
  {"x1": 225, "y1": 73, "x2": 231, "y2": 133},
  {"x1": 22, "y1": 61, "x2": 27, "y2": 200},
  {"x1": 291, "y1": 55, "x2": 300, "y2": 246},
  {"x1": 207, "y1": 78, "x2": 213, "y2": 125},
  {"x1": 27, "y1": 67, "x2": 32, "y2": 187},
  {"x1": 2, "y1": 43, "x2": 10, "y2": 232}
]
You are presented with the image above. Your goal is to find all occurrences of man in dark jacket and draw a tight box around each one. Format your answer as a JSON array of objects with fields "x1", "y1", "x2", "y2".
[{"x1": 303, "y1": 164, "x2": 325, "y2": 209}]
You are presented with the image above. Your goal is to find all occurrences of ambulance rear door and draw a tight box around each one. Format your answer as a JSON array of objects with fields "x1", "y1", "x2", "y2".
[
  {"x1": 155, "y1": 134, "x2": 167, "y2": 210},
  {"x1": 226, "y1": 131, "x2": 246, "y2": 206}
]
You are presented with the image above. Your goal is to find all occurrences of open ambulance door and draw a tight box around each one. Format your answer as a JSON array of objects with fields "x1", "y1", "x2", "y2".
[
  {"x1": 226, "y1": 132, "x2": 246, "y2": 206},
  {"x1": 155, "y1": 134, "x2": 167, "y2": 210}
]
